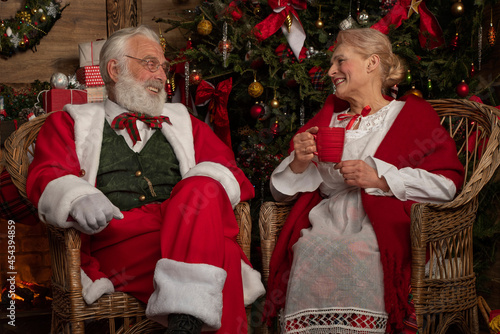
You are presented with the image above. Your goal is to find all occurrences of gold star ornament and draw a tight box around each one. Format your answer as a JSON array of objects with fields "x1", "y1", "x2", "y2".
[{"x1": 408, "y1": 0, "x2": 422, "y2": 18}]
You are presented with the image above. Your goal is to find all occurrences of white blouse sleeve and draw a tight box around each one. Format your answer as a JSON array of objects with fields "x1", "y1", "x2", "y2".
[
  {"x1": 270, "y1": 152, "x2": 323, "y2": 202},
  {"x1": 364, "y1": 156, "x2": 457, "y2": 204}
]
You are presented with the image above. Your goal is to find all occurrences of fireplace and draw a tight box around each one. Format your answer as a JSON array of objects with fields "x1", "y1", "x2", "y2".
[{"x1": 0, "y1": 218, "x2": 53, "y2": 332}]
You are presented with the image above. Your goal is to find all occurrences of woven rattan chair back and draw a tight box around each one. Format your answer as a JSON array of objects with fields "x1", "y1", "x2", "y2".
[
  {"x1": 3, "y1": 111, "x2": 253, "y2": 334},
  {"x1": 258, "y1": 99, "x2": 500, "y2": 334}
]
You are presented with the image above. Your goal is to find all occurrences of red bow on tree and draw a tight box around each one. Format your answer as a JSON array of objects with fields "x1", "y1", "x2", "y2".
[
  {"x1": 253, "y1": 0, "x2": 307, "y2": 59},
  {"x1": 371, "y1": 0, "x2": 444, "y2": 50},
  {"x1": 195, "y1": 78, "x2": 233, "y2": 148},
  {"x1": 221, "y1": 1, "x2": 244, "y2": 21}
]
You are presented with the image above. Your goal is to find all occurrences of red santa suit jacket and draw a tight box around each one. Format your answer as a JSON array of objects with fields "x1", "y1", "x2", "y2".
[
  {"x1": 26, "y1": 100, "x2": 258, "y2": 306},
  {"x1": 264, "y1": 94, "x2": 465, "y2": 332}
]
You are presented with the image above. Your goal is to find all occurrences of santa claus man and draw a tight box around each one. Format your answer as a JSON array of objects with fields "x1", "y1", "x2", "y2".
[{"x1": 27, "y1": 25, "x2": 265, "y2": 333}]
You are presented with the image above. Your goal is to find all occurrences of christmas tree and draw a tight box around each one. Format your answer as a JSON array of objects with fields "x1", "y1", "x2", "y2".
[
  {"x1": 156, "y1": 0, "x2": 500, "y2": 294},
  {"x1": 157, "y1": 0, "x2": 499, "y2": 201}
]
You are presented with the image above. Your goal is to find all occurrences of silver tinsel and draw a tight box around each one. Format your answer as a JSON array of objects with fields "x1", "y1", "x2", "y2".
[
  {"x1": 184, "y1": 62, "x2": 190, "y2": 106},
  {"x1": 300, "y1": 104, "x2": 305, "y2": 127},
  {"x1": 222, "y1": 21, "x2": 228, "y2": 68},
  {"x1": 478, "y1": 26, "x2": 482, "y2": 71}
]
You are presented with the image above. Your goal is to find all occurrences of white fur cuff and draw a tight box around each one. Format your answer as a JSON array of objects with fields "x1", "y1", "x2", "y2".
[
  {"x1": 38, "y1": 174, "x2": 101, "y2": 227},
  {"x1": 80, "y1": 269, "x2": 115, "y2": 305},
  {"x1": 241, "y1": 261, "x2": 266, "y2": 306},
  {"x1": 182, "y1": 161, "x2": 241, "y2": 208},
  {"x1": 146, "y1": 259, "x2": 227, "y2": 330}
]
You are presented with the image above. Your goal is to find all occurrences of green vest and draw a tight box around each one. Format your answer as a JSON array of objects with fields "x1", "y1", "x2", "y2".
[{"x1": 96, "y1": 121, "x2": 182, "y2": 211}]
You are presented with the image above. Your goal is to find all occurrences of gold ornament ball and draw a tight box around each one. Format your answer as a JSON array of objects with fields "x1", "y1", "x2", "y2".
[
  {"x1": 248, "y1": 81, "x2": 264, "y2": 98},
  {"x1": 405, "y1": 87, "x2": 423, "y2": 98},
  {"x1": 40, "y1": 14, "x2": 47, "y2": 22},
  {"x1": 19, "y1": 40, "x2": 25, "y2": 47},
  {"x1": 197, "y1": 19, "x2": 212, "y2": 36},
  {"x1": 253, "y1": 5, "x2": 261, "y2": 15},
  {"x1": 270, "y1": 98, "x2": 280, "y2": 109},
  {"x1": 451, "y1": 1, "x2": 465, "y2": 17},
  {"x1": 315, "y1": 18, "x2": 324, "y2": 29}
]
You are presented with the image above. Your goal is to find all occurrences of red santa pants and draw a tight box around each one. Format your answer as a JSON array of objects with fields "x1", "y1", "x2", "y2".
[{"x1": 88, "y1": 176, "x2": 248, "y2": 333}]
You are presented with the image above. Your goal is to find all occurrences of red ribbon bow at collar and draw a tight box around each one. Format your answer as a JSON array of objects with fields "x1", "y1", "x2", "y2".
[
  {"x1": 111, "y1": 112, "x2": 172, "y2": 145},
  {"x1": 253, "y1": 0, "x2": 307, "y2": 58},
  {"x1": 195, "y1": 78, "x2": 233, "y2": 147},
  {"x1": 337, "y1": 106, "x2": 372, "y2": 130},
  {"x1": 371, "y1": 0, "x2": 444, "y2": 50}
]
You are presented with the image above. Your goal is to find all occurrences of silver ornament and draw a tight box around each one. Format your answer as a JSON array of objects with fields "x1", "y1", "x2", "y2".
[
  {"x1": 50, "y1": 72, "x2": 69, "y2": 89},
  {"x1": 339, "y1": 15, "x2": 356, "y2": 30},
  {"x1": 357, "y1": 10, "x2": 369, "y2": 25}
]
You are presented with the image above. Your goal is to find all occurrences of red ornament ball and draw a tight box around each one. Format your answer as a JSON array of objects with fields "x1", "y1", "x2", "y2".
[
  {"x1": 456, "y1": 80, "x2": 469, "y2": 97},
  {"x1": 189, "y1": 70, "x2": 202, "y2": 85},
  {"x1": 218, "y1": 40, "x2": 233, "y2": 53},
  {"x1": 250, "y1": 57, "x2": 265, "y2": 69},
  {"x1": 250, "y1": 103, "x2": 265, "y2": 119}
]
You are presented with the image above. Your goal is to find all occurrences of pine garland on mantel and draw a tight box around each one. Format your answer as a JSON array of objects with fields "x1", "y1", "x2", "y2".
[{"x1": 0, "y1": 0, "x2": 67, "y2": 59}]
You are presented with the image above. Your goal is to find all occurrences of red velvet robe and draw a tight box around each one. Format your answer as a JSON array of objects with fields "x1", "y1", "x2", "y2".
[{"x1": 264, "y1": 94, "x2": 465, "y2": 333}]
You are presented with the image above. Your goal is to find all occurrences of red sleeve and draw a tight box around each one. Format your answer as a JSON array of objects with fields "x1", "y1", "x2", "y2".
[
  {"x1": 26, "y1": 111, "x2": 82, "y2": 207},
  {"x1": 190, "y1": 115, "x2": 255, "y2": 202},
  {"x1": 26, "y1": 111, "x2": 110, "y2": 282}
]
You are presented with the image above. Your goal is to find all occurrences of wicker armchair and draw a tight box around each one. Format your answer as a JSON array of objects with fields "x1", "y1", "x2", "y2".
[
  {"x1": 2, "y1": 112, "x2": 253, "y2": 334},
  {"x1": 259, "y1": 99, "x2": 500, "y2": 334}
]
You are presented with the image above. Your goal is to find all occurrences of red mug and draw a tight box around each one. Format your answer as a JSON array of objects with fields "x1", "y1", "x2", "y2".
[{"x1": 313, "y1": 127, "x2": 345, "y2": 163}]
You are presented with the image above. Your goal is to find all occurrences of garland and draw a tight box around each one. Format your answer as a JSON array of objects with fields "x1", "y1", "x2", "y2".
[{"x1": 0, "y1": 0, "x2": 67, "y2": 59}]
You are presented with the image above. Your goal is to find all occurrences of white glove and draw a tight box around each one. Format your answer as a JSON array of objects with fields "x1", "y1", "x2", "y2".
[{"x1": 69, "y1": 192, "x2": 123, "y2": 234}]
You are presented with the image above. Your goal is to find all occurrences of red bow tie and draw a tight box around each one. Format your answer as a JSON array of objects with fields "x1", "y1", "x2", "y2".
[
  {"x1": 337, "y1": 105, "x2": 371, "y2": 130},
  {"x1": 111, "y1": 112, "x2": 172, "y2": 145}
]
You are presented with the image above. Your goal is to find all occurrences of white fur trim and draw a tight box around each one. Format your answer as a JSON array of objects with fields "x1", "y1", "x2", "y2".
[
  {"x1": 159, "y1": 103, "x2": 196, "y2": 176},
  {"x1": 80, "y1": 269, "x2": 115, "y2": 305},
  {"x1": 182, "y1": 161, "x2": 241, "y2": 208},
  {"x1": 38, "y1": 174, "x2": 101, "y2": 228},
  {"x1": 146, "y1": 259, "x2": 226, "y2": 330},
  {"x1": 241, "y1": 260, "x2": 266, "y2": 306},
  {"x1": 64, "y1": 103, "x2": 106, "y2": 185}
]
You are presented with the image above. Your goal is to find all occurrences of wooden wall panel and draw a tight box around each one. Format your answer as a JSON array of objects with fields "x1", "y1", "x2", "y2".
[
  {"x1": 0, "y1": 0, "x2": 107, "y2": 84},
  {"x1": 0, "y1": 0, "x2": 200, "y2": 85},
  {"x1": 106, "y1": 0, "x2": 142, "y2": 36}
]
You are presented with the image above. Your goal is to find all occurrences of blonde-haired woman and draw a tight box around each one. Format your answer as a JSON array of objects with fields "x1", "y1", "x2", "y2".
[{"x1": 264, "y1": 28, "x2": 465, "y2": 333}]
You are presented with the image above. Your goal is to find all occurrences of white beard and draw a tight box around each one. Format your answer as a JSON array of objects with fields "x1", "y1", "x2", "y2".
[{"x1": 114, "y1": 70, "x2": 167, "y2": 117}]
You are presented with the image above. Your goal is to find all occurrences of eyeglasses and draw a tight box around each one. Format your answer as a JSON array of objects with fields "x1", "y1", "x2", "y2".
[{"x1": 125, "y1": 55, "x2": 170, "y2": 73}]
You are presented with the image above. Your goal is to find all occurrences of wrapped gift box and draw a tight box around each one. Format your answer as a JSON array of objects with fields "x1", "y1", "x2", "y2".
[
  {"x1": 86, "y1": 86, "x2": 107, "y2": 103},
  {"x1": 76, "y1": 66, "x2": 105, "y2": 87},
  {"x1": 79, "y1": 40, "x2": 106, "y2": 67},
  {"x1": 42, "y1": 89, "x2": 88, "y2": 113}
]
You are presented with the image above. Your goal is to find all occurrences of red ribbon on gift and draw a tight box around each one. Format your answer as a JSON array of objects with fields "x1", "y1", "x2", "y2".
[
  {"x1": 195, "y1": 78, "x2": 233, "y2": 147},
  {"x1": 253, "y1": 0, "x2": 307, "y2": 42},
  {"x1": 371, "y1": 0, "x2": 444, "y2": 50}
]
